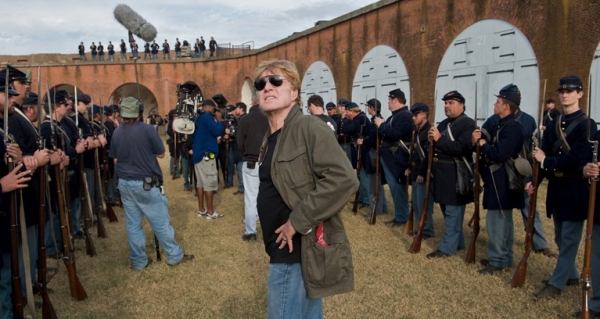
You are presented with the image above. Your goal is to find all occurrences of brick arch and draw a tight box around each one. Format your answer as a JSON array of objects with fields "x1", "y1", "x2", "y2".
[{"x1": 108, "y1": 83, "x2": 159, "y2": 118}]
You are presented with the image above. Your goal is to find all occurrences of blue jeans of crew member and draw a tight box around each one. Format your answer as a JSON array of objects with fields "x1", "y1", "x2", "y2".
[
  {"x1": 267, "y1": 263, "x2": 323, "y2": 319},
  {"x1": 367, "y1": 172, "x2": 388, "y2": 215},
  {"x1": 589, "y1": 224, "x2": 600, "y2": 313},
  {"x1": 237, "y1": 161, "x2": 244, "y2": 193},
  {"x1": 79, "y1": 53, "x2": 87, "y2": 61},
  {"x1": 358, "y1": 169, "x2": 369, "y2": 204},
  {"x1": 119, "y1": 179, "x2": 184, "y2": 270},
  {"x1": 200, "y1": 50, "x2": 205, "y2": 58},
  {"x1": 548, "y1": 219, "x2": 583, "y2": 290},
  {"x1": 176, "y1": 51, "x2": 182, "y2": 58},
  {"x1": 412, "y1": 181, "x2": 434, "y2": 237},
  {"x1": 227, "y1": 147, "x2": 235, "y2": 188},
  {"x1": 438, "y1": 204, "x2": 466, "y2": 255},
  {"x1": 242, "y1": 161, "x2": 259, "y2": 235},
  {"x1": 91, "y1": 54, "x2": 97, "y2": 61},
  {"x1": 182, "y1": 157, "x2": 189, "y2": 188},
  {"x1": 519, "y1": 192, "x2": 549, "y2": 251},
  {"x1": 108, "y1": 53, "x2": 115, "y2": 61},
  {"x1": 120, "y1": 52, "x2": 127, "y2": 60},
  {"x1": 380, "y1": 159, "x2": 408, "y2": 223},
  {"x1": 486, "y1": 209, "x2": 514, "y2": 269}
]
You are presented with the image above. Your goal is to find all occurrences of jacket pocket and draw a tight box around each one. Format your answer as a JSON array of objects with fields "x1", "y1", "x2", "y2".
[
  {"x1": 303, "y1": 231, "x2": 351, "y2": 288},
  {"x1": 277, "y1": 146, "x2": 311, "y2": 189}
]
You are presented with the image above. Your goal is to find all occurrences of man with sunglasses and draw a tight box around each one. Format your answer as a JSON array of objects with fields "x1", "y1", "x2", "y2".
[
  {"x1": 531, "y1": 76, "x2": 597, "y2": 299},
  {"x1": 254, "y1": 59, "x2": 357, "y2": 318},
  {"x1": 373, "y1": 89, "x2": 413, "y2": 227}
]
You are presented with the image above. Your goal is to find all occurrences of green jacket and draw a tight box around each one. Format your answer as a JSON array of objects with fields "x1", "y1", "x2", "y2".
[{"x1": 269, "y1": 105, "x2": 358, "y2": 298}]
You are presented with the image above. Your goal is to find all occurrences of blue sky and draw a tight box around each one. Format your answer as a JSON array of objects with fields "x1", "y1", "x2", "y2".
[{"x1": 2, "y1": 0, "x2": 376, "y2": 55}]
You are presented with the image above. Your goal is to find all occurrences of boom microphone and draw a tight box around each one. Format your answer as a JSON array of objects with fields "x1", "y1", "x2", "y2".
[{"x1": 113, "y1": 4, "x2": 157, "y2": 42}]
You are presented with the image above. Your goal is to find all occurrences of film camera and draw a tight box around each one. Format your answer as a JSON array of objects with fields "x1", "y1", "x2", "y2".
[{"x1": 173, "y1": 83, "x2": 202, "y2": 134}]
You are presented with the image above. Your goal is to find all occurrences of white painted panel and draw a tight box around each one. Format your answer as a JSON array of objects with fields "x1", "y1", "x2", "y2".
[
  {"x1": 436, "y1": 19, "x2": 539, "y2": 125},
  {"x1": 300, "y1": 61, "x2": 337, "y2": 115},
  {"x1": 352, "y1": 45, "x2": 410, "y2": 119},
  {"x1": 240, "y1": 79, "x2": 253, "y2": 107}
]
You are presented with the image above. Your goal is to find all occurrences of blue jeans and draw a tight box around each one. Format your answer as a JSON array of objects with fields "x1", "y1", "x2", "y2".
[
  {"x1": 412, "y1": 181, "x2": 434, "y2": 236},
  {"x1": 182, "y1": 157, "x2": 189, "y2": 188},
  {"x1": 108, "y1": 54, "x2": 114, "y2": 61},
  {"x1": 358, "y1": 169, "x2": 369, "y2": 204},
  {"x1": 548, "y1": 219, "x2": 583, "y2": 290},
  {"x1": 438, "y1": 204, "x2": 466, "y2": 255},
  {"x1": 200, "y1": 50, "x2": 205, "y2": 58},
  {"x1": 237, "y1": 161, "x2": 244, "y2": 192},
  {"x1": 267, "y1": 263, "x2": 323, "y2": 319},
  {"x1": 119, "y1": 180, "x2": 183, "y2": 270},
  {"x1": 367, "y1": 172, "x2": 388, "y2": 215},
  {"x1": 227, "y1": 148, "x2": 235, "y2": 187},
  {"x1": 79, "y1": 54, "x2": 87, "y2": 61},
  {"x1": 519, "y1": 192, "x2": 549, "y2": 251},
  {"x1": 380, "y1": 160, "x2": 408, "y2": 223},
  {"x1": 589, "y1": 224, "x2": 600, "y2": 312},
  {"x1": 120, "y1": 52, "x2": 127, "y2": 60},
  {"x1": 242, "y1": 162, "x2": 259, "y2": 235},
  {"x1": 486, "y1": 209, "x2": 514, "y2": 268}
]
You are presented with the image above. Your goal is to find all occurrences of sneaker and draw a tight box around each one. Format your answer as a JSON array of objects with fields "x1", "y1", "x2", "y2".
[
  {"x1": 242, "y1": 233, "x2": 257, "y2": 241},
  {"x1": 197, "y1": 209, "x2": 208, "y2": 217},
  {"x1": 169, "y1": 254, "x2": 195, "y2": 266},
  {"x1": 206, "y1": 212, "x2": 224, "y2": 220}
]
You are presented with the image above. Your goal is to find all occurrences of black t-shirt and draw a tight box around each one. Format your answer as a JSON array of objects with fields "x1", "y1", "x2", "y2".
[
  {"x1": 257, "y1": 129, "x2": 301, "y2": 264},
  {"x1": 315, "y1": 114, "x2": 338, "y2": 133}
]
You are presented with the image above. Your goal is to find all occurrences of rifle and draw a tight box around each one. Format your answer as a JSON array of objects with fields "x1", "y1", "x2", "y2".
[
  {"x1": 465, "y1": 83, "x2": 481, "y2": 264},
  {"x1": 352, "y1": 118, "x2": 365, "y2": 214},
  {"x1": 369, "y1": 115, "x2": 381, "y2": 225},
  {"x1": 54, "y1": 140, "x2": 88, "y2": 301},
  {"x1": 39, "y1": 76, "x2": 58, "y2": 318},
  {"x1": 408, "y1": 136, "x2": 435, "y2": 253},
  {"x1": 5, "y1": 67, "x2": 24, "y2": 319},
  {"x1": 99, "y1": 106, "x2": 118, "y2": 222},
  {"x1": 85, "y1": 107, "x2": 108, "y2": 238},
  {"x1": 404, "y1": 128, "x2": 417, "y2": 234},
  {"x1": 511, "y1": 79, "x2": 547, "y2": 287},
  {"x1": 581, "y1": 76, "x2": 597, "y2": 319},
  {"x1": 78, "y1": 123, "x2": 97, "y2": 256}
]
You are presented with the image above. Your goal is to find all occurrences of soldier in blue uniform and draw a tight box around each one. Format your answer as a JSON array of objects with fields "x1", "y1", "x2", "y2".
[
  {"x1": 373, "y1": 89, "x2": 413, "y2": 226},
  {"x1": 341, "y1": 102, "x2": 370, "y2": 207},
  {"x1": 473, "y1": 84, "x2": 525, "y2": 274},
  {"x1": 357, "y1": 98, "x2": 389, "y2": 215},
  {"x1": 427, "y1": 91, "x2": 475, "y2": 258},
  {"x1": 532, "y1": 76, "x2": 597, "y2": 299},
  {"x1": 406, "y1": 102, "x2": 434, "y2": 238},
  {"x1": 481, "y1": 89, "x2": 556, "y2": 259}
]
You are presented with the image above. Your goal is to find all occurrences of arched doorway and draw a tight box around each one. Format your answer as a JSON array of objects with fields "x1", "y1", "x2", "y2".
[
  {"x1": 351, "y1": 45, "x2": 410, "y2": 119},
  {"x1": 435, "y1": 19, "x2": 540, "y2": 126},
  {"x1": 240, "y1": 78, "x2": 254, "y2": 107},
  {"x1": 300, "y1": 61, "x2": 337, "y2": 115},
  {"x1": 108, "y1": 83, "x2": 159, "y2": 119}
]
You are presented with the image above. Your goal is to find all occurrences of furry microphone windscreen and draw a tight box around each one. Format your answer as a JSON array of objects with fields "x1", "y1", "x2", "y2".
[{"x1": 113, "y1": 4, "x2": 157, "y2": 42}]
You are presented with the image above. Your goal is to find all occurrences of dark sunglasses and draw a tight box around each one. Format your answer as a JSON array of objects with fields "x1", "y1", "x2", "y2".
[{"x1": 254, "y1": 75, "x2": 285, "y2": 91}]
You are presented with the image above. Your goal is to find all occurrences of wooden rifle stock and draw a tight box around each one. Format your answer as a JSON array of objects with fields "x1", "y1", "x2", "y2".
[
  {"x1": 38, "y1": 163, "x2": 58, "y2": 318},
  {"x1": 510, "y1": 161, "x2": 540, "y2": 287},
  {"x1": 404, "y1": 129, "x2": 417, "y2": 234},
  {"x1": 369, "y1": 128, "x2": 380, "y2": 225},
  {"x1": 408, "y1": 138, "x2": 434, "y2": 253},
  {"x1": 9, "y1": 158, "x2": 24, "y2": 319},
  {"x1": 55, "y1": 165, "x2": 88, "y2": 300},
  {"x1": 465, "y1": 142, "x2": 481, "y2": 264},
  {"x1": 581, "y1": 140, "x2": 598, "y2": 319}
]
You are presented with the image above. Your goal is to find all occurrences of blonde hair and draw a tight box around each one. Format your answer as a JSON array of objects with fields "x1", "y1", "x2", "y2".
[{"x1": 253, "y1": 59, "x2": 302, "y2": 106}]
